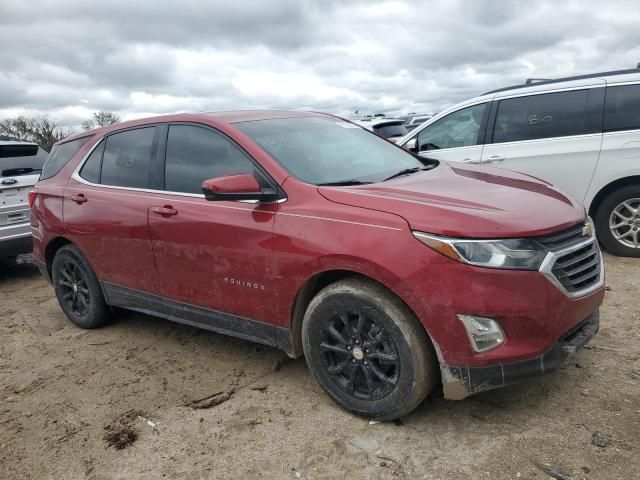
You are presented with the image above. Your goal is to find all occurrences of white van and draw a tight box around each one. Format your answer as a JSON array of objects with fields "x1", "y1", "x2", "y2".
[{"x1": 399, "y1": 68, "x2": 640, "y2": 257}]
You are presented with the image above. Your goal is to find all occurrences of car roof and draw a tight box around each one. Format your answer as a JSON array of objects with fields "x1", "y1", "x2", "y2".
[
  {"x1": 57, "y1": 110, "x2": 332, "y2": 146},
  {"x1": 483, "y1": 67, "x2": 640, "y2": 95}
]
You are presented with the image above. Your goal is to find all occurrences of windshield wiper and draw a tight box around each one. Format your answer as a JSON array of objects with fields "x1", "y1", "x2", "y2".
[
  {"x1": 317, "y1": 179, "x2": 372, "y2": 186},
  {"x1": 383, "y1": 167, "x2": 430, "y2": 182}
]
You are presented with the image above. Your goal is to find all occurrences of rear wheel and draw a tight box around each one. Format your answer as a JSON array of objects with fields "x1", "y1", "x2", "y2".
[
  {"x1": 595, "y1": 185, "x2": 640, "y2": 257},
  {"x1": 302, "y1": 277, "x2": 437, "y2": 420},
  {"x1": 52, "y1": 245, "x2": 110, "y2": 328}
]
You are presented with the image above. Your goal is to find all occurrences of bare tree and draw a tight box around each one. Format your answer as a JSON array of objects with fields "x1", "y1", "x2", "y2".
[
  {"x1": 82, "y1": 111, "x2": 121, "y2": 131},
  {"x1": 0, "y1": 115, "x2": 73, "y2": 152}
]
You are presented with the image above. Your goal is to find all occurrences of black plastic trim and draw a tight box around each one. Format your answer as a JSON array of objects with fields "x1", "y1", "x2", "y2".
[
  {"x1": 443, "y1": 310, "x2": 599, "y2": 397},
  {"x1": 101, "y1": 281, "x2": 294, "y2": 355},
  {"x1": 0, "y1": 235, "x2": 32, "y2": 258}
]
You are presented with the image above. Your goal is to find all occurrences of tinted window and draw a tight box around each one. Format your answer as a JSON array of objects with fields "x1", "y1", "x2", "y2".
[
  {"x1": 375, "y1": 124, "x2": 408, "y2": 138},
  {"x1": 40, "y1": 137, "x2": 90, "y2": 180},
  {"x1": 417, "y1": 103, "x2": 487, "y2": 151},
  {"x1": 79, "y1": 140, "x2": 105, "y2": 184},
  {"x1": 604, "y1": 84, "x2": 640, "y2": 132},
  {"x1": 165, "y1": 125, "x2": 257, "y2": 194},
  {"x1": 236, "y1": 117, "x2": 428, "y2": 185},
  {"x1": 493, "y1": 90, "x2": 589, "y2": 143},
  {"x1": 101, "y1": 127, "x2": 156, "y2": 188}
]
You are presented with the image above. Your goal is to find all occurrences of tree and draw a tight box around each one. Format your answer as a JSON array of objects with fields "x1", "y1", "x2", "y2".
[
  {"x1": 82, "y1": 111, "x2": 121, "y2": 131},
  {"x1": 0, "y1": 115, "x2": 73, "y2": 152}
]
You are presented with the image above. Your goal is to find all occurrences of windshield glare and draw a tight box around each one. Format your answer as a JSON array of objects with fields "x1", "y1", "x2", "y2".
[{"x1": 235, "y1": 117, "x2": 429, "y2": 185}]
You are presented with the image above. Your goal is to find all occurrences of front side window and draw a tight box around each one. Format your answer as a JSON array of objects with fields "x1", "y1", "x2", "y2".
[
  {"x1": 417, "y1": 103, "x2": 487, "y2": 152},
  {"x1": 164, "y1": 125, "x2": 257, "y2": 194},
  {"x1": 101, "y1": 127, "x2": 156, "y2": 188},
  {"x1": 40, "y1": 136, "x2": 91, "y2": 180},
  {"x1": 604, "y1": 84, "x2": 640, "y2": 132},
  {"x1": 236, "y1": 117, "x2": 428, "y2": 185},
  {"x1": 493, "y1": 90, "x2": 589, "y2": 143}
]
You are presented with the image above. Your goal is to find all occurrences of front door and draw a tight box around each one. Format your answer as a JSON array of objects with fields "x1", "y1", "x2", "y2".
[{"x1": 148, "y1": 124, "x2": 277, "y2": 324}]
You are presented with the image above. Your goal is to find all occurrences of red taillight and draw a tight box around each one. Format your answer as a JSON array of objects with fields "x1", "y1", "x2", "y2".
[{"x1": 28, "y1": 189, "x2": 38, "y2": 208}]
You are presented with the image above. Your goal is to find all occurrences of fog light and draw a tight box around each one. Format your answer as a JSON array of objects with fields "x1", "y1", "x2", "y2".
[{"x1": 457, "y1": 315, "x2": 505, "y2": 353}]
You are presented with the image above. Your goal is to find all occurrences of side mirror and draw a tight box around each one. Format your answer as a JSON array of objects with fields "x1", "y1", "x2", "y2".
[
  {"x1": 201, "y1": 173, "x2": 279, "y2": 202},
  {"x1": 405, "y1": 138, "x2": 417, "y2": 153}
]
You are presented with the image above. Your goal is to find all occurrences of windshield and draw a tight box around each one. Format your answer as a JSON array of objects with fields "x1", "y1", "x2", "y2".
[{"x1": 235, "y1": 116, "x2": 431, "y2": 185}]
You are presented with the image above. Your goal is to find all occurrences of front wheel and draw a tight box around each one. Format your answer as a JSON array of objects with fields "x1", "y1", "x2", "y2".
[
  {"x1": 595, "y1": 185, "x2": 640, "y2": 257},
  {"x1": 302, "y1": 277, "x2": 437, "y2": 420}
]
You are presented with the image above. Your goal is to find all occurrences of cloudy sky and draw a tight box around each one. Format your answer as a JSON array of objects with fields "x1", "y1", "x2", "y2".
[{"x1": 1, "y1": 0, "x2": 640, "y2": 129}]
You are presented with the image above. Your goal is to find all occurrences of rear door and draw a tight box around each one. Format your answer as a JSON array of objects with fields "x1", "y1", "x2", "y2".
[
  {"x1": 414, "y1": 102, "x2": 490, "y2": 164},
  {"x1": 63, "y1": 126, "x2": 162, "y2": 293},
  {"x1": 481, "y1": 86, "x2": 605, "y2": 202}
]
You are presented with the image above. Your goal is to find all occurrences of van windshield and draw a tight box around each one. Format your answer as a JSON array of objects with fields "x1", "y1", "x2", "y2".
[{"x1": 235, "y1": 116, "x2": 434, "y2": 185}]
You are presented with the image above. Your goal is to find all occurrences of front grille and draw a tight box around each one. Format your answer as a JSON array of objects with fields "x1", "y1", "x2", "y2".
[
  {"x1": 534, "y1": 222, "x2": 603, "y2": 295},
  {"x1": 535, "y1": 223, "x2": 586, "y2": 251},
  {"x1": 552, "y1": 242, "x2": 601, "y2": 292}
]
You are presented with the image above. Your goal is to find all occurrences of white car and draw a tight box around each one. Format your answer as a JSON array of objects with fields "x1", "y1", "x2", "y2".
[
  {"x1": 354, "y1": 118, "x2": 409, "y2": 142},
  {"x1": 398, "y1": 68, "x2": 640, "y2": 257},
  {"x1": 0, "y1": 140, "x2": 47, "y2": 259}
]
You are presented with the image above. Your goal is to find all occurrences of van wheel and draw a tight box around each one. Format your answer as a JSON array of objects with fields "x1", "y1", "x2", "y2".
[
  {"x1": 52, "y1": 245, "x2": 110, "y2": 328},
  {"x1": 302, "y1": 277, "x2": 437, "y2": 420},
  {"x1": 595, "y1": 185, "x2": 640, "y2": 257}
]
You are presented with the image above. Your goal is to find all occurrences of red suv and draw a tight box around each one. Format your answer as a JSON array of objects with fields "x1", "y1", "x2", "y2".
[{"x1": 30, "y1": 111, "x2": 605, "y2": 419}]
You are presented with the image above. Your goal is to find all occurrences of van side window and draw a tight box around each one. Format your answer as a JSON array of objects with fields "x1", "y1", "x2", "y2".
[
  {"x1": 79, "y1": 141, "x2": 105, "y2": 184},
  {"x1": 493, "y1": 90, "x2": 590, "y2": 143},
  {"x1": 101, "y1": 127, "x2": 157, "y2": 189},
  {"x1": 164, "y1": 125, "x2": 257, "y2": 194},
  {"x1": 416, "y1": 103, "x2": 487, "y2": 152},
  {"x1": 604, "y1": 84, "x2": 640, "y2": 132}
]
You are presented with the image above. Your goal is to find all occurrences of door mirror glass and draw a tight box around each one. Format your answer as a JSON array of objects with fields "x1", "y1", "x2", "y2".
[{"x1": 202, "y1": 173, "x2": 278, "y2": 202}]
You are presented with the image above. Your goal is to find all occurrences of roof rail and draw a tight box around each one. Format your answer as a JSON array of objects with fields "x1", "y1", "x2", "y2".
[{"x1": 483, "y1": 67, "x2": 640, "y2": 95}]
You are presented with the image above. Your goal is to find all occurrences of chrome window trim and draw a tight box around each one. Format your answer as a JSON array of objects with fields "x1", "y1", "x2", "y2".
[
  {"x1": 538, "y1": 237, "x2": 605, "y2": 299},
  {"x1": 70, "y1": 137, "x2": 287, "y2": 204}
]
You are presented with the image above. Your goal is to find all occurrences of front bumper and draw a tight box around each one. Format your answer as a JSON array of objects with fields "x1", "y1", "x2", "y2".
[{"x1": 441, "y1": 310, "x2": 599, "y2": 399}]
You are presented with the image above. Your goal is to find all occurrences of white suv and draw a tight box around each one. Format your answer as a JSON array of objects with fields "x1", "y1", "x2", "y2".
[{"x1": 399, "y1": 68, "x2": 640, "y2": 257}]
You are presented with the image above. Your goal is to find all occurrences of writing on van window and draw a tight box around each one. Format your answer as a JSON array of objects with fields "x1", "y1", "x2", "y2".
[{"x1": 527, "y1": 114, "x2": 553, "y2": 125}]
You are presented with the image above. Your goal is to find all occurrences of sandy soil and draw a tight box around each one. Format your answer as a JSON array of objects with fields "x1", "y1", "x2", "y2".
[{"x1": 1, "y1": 253, "x2": 639, "y2": 480}]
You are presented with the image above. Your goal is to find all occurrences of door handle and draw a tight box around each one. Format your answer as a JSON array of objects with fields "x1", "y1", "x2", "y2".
[
  {"x1": 464, "y1": 158, "x2": 481, "y2": 164},
  {"x1": 70, "y1": 194, "x2": 87, "y2": 204},
  {"x1": 485, "y1": 155, "x2": 505, "y2": 163},
  {"x1": 152, "y1": 206, "x2": 178, "y2": 216}
]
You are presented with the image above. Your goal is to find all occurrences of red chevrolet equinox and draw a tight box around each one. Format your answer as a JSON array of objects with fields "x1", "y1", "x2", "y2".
[{"x1": 30, "y1": 111, "x2": 605, "y2": 419}]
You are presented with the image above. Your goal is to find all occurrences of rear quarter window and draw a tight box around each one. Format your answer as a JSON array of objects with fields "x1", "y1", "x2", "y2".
[
  {"x1": 40, "y1": 137, "x2": 91, "y2": 180},
  {"x1": 604, "y1": 84, "x2": 640, "y2": 132}
]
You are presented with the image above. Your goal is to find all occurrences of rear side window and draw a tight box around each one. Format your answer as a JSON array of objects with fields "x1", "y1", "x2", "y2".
[
  {"x1": 604, "y1": 84, "x2": 640, "y2": 132},
  {"x1": 40, "y1": 137, "x2": 90, "y2": 180},
  {"x1": 101, "y1": 127, "x2": 157, "y2": 189},
  {"x1": 164, "y1": 125, "x2": 257, "y2": 194},
  {"x1": 493, "y1": 90, "x2": 590, "y2": 143},
  {"x1": 79, "y1": 141, "x2": 105, "y2": 184}
]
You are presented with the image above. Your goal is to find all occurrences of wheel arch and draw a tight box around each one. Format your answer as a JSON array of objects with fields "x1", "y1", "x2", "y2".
[
  {"x1": 286, "y1": 269, "x2": 443, "y2": 363},
  {"x1": 588, "y1": 175, "x2": 640, "y2": 218},
  {"x1": 43, "y1": 236, "x2": 75, "y2": 280}
]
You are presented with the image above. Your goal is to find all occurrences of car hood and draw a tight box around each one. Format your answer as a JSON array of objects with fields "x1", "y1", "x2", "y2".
[{"x1": 318, "y1": 162, "x2": 586, "y2": 238}]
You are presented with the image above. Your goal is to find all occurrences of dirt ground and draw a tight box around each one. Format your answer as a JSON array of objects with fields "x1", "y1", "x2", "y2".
[{"x1": 1, "y1": 254, "x2": 638, "y2": 480}]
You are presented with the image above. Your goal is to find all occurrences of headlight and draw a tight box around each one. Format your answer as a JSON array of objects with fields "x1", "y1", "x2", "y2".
[{"x1": 413, "y1": 232, "x2": 547, "y2": 270}]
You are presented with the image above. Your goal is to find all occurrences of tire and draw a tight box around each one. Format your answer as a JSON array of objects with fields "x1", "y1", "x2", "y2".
[
  {"x1": 52, "y1": 244, "x2": 110, "y2": 328},
  {"x1": 594, "y1": 185, "x2": 640, "y2": 257},
  {"x1": 302, "y1": 277, "x2": 437, "y2": 420}
]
